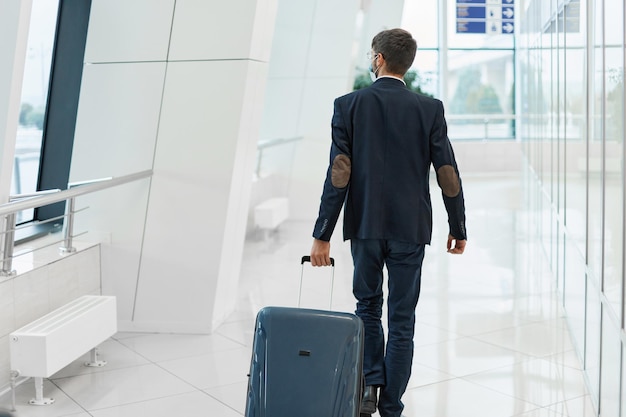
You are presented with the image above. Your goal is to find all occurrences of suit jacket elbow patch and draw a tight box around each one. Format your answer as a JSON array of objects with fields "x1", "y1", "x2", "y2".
[
  {"x1": 437, "y1": 165, "x2": 460, "y2": 197},
  {"x1": 331, "y1": 154, "x2": 351, "y2": 188}
]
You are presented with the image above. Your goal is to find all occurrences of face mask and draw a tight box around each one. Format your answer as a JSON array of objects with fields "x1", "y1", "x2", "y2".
[{"x1": 369, "y1": 57, "x2": 379, "y2": 82}]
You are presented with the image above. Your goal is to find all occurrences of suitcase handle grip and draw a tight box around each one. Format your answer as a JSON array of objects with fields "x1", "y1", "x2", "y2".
[
  {"x1": 299, "y1": 256, "x2": 335, "y2": 309},
  {"x1": 301, "y1": 255, "x2": 335, "y2": 267}
]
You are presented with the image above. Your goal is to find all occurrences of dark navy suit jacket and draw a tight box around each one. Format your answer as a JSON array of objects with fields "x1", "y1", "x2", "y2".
[{"x1": 313, "y1": 77, "x2": 466, "y2": 244}]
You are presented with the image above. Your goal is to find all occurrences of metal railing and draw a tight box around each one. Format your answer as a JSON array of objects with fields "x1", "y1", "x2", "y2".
[
  {"x1": 0, "y1": 169, "x2": 153, "y2": 277},
  {"x1": 446, "y1": 114, "x2": 516, "y2": 140},
  {"x1": 255, "y1": 136, "x2": 303, "y2": 179}
]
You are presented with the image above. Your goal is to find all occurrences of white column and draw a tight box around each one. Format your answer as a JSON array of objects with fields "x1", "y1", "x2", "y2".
[
  {"x1": 0, "y1": 0, "x2": 32, "y2": 203},
  {"x1": 138, "y1": 0, "x2": 277, "y2": 332},
  {"x1": 72, "y1": 0, "x2": 278, "y2": 333},
  {"x1": 72, "y1": 0, "x2": 175, "y2": 330}
]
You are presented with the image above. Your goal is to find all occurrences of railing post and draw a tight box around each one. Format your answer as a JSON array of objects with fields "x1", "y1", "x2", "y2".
[
  {"x1": 59, "y1": 197, "x2": 76, "y2": 254},
  {"x1": 255, "y1": 147, "x2": 264, "y2": 179},
  {"x1": 0, "y1": 213, "x2": 17, "y2": 277},
  {"x1": 483, "y1": 118, "x2": 489, "y2": 140}
]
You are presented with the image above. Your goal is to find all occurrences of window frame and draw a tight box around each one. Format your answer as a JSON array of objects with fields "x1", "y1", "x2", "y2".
[{"x1": 16, "y1": 0, "x2": 92, "y2": 243}]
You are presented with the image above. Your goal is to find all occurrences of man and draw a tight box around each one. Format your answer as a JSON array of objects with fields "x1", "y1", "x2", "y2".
[{"x1": 310, "y1": 29, "x2": 467, "y2": 417}]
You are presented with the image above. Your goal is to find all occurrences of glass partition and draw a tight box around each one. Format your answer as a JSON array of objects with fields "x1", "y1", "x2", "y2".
[
  {"x1": 600, "y1": 309, "x2": 622, "y2": 416},
  {"x1": 446, "y1": 50, "x2": 514, "y2": 140},
  {"x1": 587, "y1": 0, "x2": 604, "y2": 292},
  {"x1": 411, "y1": 50, "x2": 438, "y2": 98},
  {"x1": 602, "y1": 0, "x2": 624, "y2": 322},
  {"x1": 520, "y1": 0, "x2": 625, "y2": 413}
]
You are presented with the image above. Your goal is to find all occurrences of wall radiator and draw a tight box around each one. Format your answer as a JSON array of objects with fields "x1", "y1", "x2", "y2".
[{"x1": 9, "y1": 295, "x2": 117, "y2": 406}]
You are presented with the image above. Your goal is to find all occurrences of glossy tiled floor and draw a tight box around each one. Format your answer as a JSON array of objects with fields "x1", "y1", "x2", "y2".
[{"x1": 0, "y1": 175, "x2": 598, "y2": 416}]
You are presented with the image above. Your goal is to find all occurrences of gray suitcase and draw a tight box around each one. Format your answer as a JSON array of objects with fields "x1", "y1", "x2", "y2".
[{"x1": 245, "y1": 257, "x2": 364, "y2": 417}]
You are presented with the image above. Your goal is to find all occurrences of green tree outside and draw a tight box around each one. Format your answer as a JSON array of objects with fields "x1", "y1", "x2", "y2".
[
  {"x1": 19, "y1": 102, "x2": 44, "y2": 129},
  {"x1": 450, "y1": 68, "x2": 503, "y2": 116}
]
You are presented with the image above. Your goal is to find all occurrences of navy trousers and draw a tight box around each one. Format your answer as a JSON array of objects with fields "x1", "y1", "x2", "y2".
[{"x1": 351, "y1": 239, "x2": 425, "y2": 417}]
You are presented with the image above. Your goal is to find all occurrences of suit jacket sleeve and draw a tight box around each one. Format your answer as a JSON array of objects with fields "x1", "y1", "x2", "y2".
[
  {"x1": 312, "y1": 98, "x2": 352, "y2": 241},
  {"x1": 430, "y1": 100, "x2": 467, "y2": 240}
]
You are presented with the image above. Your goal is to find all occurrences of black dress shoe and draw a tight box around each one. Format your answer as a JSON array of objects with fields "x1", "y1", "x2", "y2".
[{"x1": 360, "y1": 385, "x2": 378, "y2": 416}]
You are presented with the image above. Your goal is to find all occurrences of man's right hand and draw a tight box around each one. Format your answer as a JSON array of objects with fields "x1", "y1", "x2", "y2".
[{"x1": 310, "y1": 239, "x2": 332, "y2": 266}]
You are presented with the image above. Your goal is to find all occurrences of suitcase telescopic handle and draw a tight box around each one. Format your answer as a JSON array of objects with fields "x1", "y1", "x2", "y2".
[
  {"x1": 299, "y1": 256, "x2": 335, "y2": 309},
  {"x1": 301, "y1": 255, "x2": 335, "y2": 267}
]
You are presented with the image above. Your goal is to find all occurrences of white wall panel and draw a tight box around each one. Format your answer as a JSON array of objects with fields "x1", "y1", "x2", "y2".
[
  {"x1": 0, "y1": 336, "x2": 9, "y2": 394},
  {"x1": 132, "y1": 60, "x2": 251, "y2": 332},
  {"x1": 267, "y1": 0, "x2": 315, "y2": 78},
  {"x1": 150, "y1": 61, "x2": 245, "y2": 175},
  {"x1": 85, "y1": 0, "x2": 175, "y2": 63},
  {"x1": 259, "y1": 79, "x2": 304, "y2": 140},
  {"x1": 48, "y1": 247, "x2": 101, "y2": 309},
  {"x1": 13, "y1": 267, "x2": 50, "y2": 329},
  {"x1": 169, "y1": 0, "x2": 257, "y2": 61},
  {"x1": 100, "y1": 239, "x2": 142, "y2": 321},
  {"x1": 306, "y1": 0, "x2": 360, "y2": 79},
  {"x1": 249, "y1": 0, "x2": 279, "y2": 62},
  {"x1": 131, "y1": 173, "x2": 224, "y2": 331},
  {"x1": 75, "y1": 181, "x2": 150, "y2": 321},
  {"x1": 70, "y1": 60, "x2": 162, "y2": 323},
  {"x1": 213, "y1": 60, "x2": 269, "y2": 327},
  {"x1": 0, "y1": 280, "x2": 15, "y2": 337},
  {"x1": 71, "y1": 62, "x2": 165, "y2": 179}
]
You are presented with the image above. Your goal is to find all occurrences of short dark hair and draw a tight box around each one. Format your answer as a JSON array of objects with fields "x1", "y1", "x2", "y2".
[{"x1": 371, "y1": 28, "x2": 417, "y2": 75}]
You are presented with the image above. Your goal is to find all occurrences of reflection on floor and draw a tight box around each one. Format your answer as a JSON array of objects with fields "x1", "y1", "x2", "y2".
[{"x1": 0, "y1": 176, "x2": 597, "y2": 417}]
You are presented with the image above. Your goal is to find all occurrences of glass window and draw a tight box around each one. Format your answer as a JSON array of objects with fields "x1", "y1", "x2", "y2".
[
  {"x1": 600, "y1": 310, "x2": 621, "y2": 416},
  {"x1": 446, "y1": 0, "x2": 516, "y2": 142},
  {"x1": 585, "y1": 279, "x2": 602, "y2": 402},
  {"x1": 520, "y1": 0, "x2": 626, "y2": 411},
  {"x1": 564, "y1": 18, "x2": 587, "y2": 254},
  {"x1": 623, "y1": 345, "x2": 626, "y2": 417},
  {"x1": 13, "y1": 0, "x2": 59, "y2": 223},
  {"x1": 10, "y1": 0, "x2": 90, "y2": 243},
  {"x1": 603, "y1": 0, "x2": 624, "y2": 321},
  {"x1": 587, "y1": 0, "x2": 604, "y2": 289},
  {"x1": 446, "y1": 50, "x2": 514, "y2": 140},
  {"x1": 410, "y1": 49, "x2": 438, "y2": 98},
  {"x1": 563, "y1": 239, "x2": 586, "y2": 359}
]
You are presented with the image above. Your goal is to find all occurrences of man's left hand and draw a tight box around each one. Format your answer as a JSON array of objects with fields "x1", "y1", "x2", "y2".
[{"x1": 447, "y1": 234, "x2": 466, "y2": 254}]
